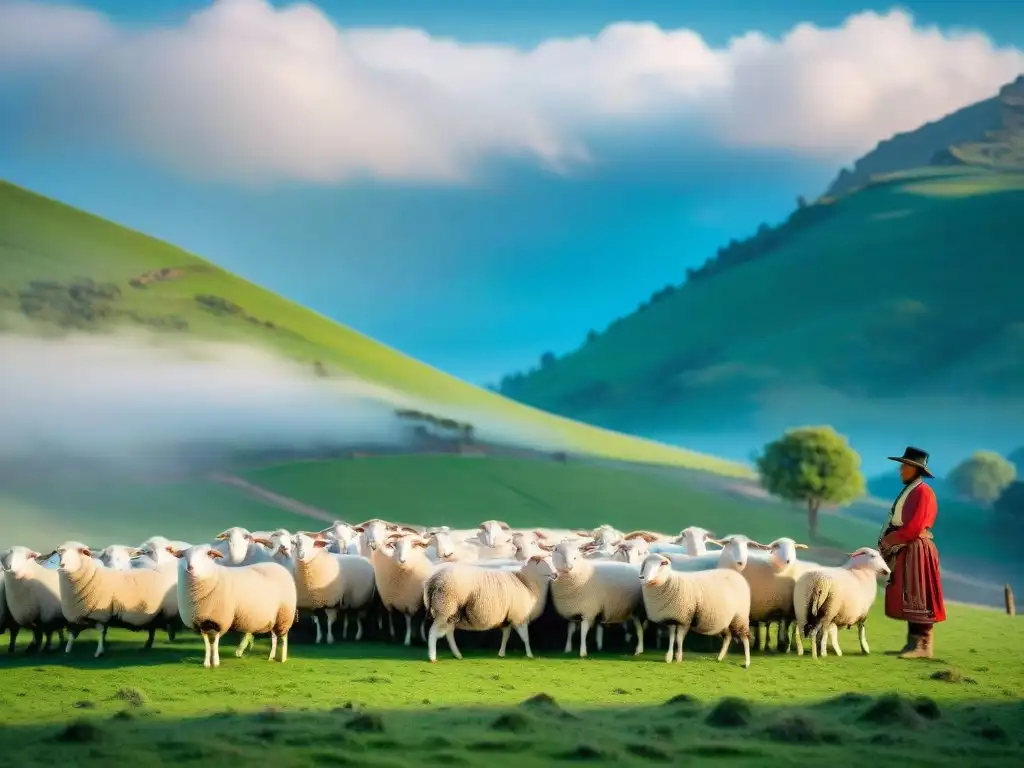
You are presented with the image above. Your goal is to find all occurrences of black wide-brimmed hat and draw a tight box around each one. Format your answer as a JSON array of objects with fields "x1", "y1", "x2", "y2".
[{"x1": 887, "y1": 446, "x2": 934, "y2": 478}]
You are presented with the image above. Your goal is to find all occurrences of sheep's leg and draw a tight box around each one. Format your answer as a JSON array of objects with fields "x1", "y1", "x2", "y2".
[
  {"x1": 717, "y1": 632, "x2": 731, "y2": 662},
  {"x1": 342, "y1": 613, "x2": 350, "y2": 640},
  {"x1": 664, "y1": 625, "x2": 676, "y2": 663},
  {"x1": 579, "y1": 617, "x2": 592, "y2": 658},
  {"x1": 325, "y1": 608, "x2": 338, "y2": 644},
  {"x1": 403, "y1": 613, "x2": 413, "y2": 647},
  {"x1": 387, "y1": 610, "x2": 396, "y2": 638},
  {"x1": 355, "y1": 614, "x2": 364, "y2": 641},
  {"x1": 563, "y1": 621, "x2": 575, "y2": 653},
  {"x1": 632, "y1": 618, "x2": 644, "y2": 656},
  {"x1": 27, "y1": 626, "x2": 42, "y2": 653},
  {"x1": 94, "y1": 622, "x2": 106, "y2": 658},
  {"x1": 58, "y1": 628, "x2": 66, "y2": 648},
  {"x1": 809, "y1": 627, "x2": 819, "y2": 659},
  {"x1": 211, "y1": 632, "x2": 222, "y2": 668},
  {"x1": 143, "y1": 626, "x2": 156, "y2": 650},
  {"x1": 268, "y1": 632, "x2": 278, "y2": 661},
  {"x1": 235, "y1": 632, "x2": 253, "y2": 657},
  {"x1": 202, "y1": 632, "x2": 213, "y2": 668},
  {"x1": 623, "y1": 622, "x2": 631, "y2": 644},
  {"x1": 167, "y1": 624, "x2": 177, "y2": 643},
  {"x1": 280, "y1": 633, "x2": 289, "y2": 663},
  {"x1": 420, "y1": 615, "x2": 427, "y2": 643},
  {"x1": 313, "y1": 614, "x2": 323, "y2": 644},
  {"x1": 655, "y1": 626, "x2": 663, "y2": 650},
  {"x1": 43, "y1": 630, "x2": 54, "y2": 652},
  {"x1": 64, "y1": 628, "x2": 74, "y2": 654},
  {"x1": 674, "y1": 626, "x2": 687, "y2": 662},
  {"x1": 858, "y1": 621, "x2": 870, "y2": 654},
  {"x1": 427, "y1": 621, "x2": 446, "y2": 662},
  {"x1": 794, "y1": 624, "x2": 805, "y2": 656},
  {"x1": 595, "y1": 623, "x2": 604, "y2": 652},
  {"x1": 829, "y1": 624, "x2": 842, "y2": 656},
  {"x1": 513, "y1": 623, "x2": 533, "y2": 658},
  {"x1": 498, "y1": 626, "x2": 512, "y2": 658},
  {"x1": 742, "y1": 635, "x2": 751, "y2": 668},
  {"x1": 751, "y1": 622, "x2": 762, "y2": 652},
  {"x1": 445, "y1": 627, "x2": 463, "y2": 660}
]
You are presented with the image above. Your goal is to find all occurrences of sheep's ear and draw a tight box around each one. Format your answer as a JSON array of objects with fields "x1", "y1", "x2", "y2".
[
  {"x1": 252, "y1": 537, "x2": 274, "y2": 547},
  {"x1": 527, "y1": 555, "x2": 545, "y2": 564},
  {"x1": 352, "y1": 526, "x2": 365, "y2": 533},
  {"x1": 495, "y1": 520, "x2": 511, "y2": 530},
  {"x1": 34, "y1": 550, "x2": 55, "y2": 562},
  {"x1": 749, "y1": 540, "x2": 772, "y2": 550},
  {"x1": 214, "y1": 532, "x2": 229, "y2": 541},
  {"x1": 705, "y1": 538, "x2": 725, "y2": 548},
  {"x1": 537, "y1": 542, "x2": 556, "y2": 551},
  {"x1": 169, "y1": 548, "x2": 184, "y2": 559},
  {"x1": 208, "y1": 549, "x2": 224, "y2": 559},
  {"x1": 78, "y1": 546, "x2": 93, "y2": 558},
  {"x1": 533, "y1": 530, "x2": 549, "y2": 539},
  {"x1": 570, "y1": 529, "x2": 591, "y2": 536},
  {"x1": 412, "y1": 539, "x2": 430, "y2": 549},
  {"x1": 313, "y1": 539, "x2": 329, "y2": 548},
  {"x1": 794, "y1": 543, "x2": 809, "y2": 550}
]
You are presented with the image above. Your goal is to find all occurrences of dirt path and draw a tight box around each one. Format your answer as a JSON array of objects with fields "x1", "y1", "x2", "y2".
[{"x1": 207, "y1": 473, "x2": 337, "y2": 524}]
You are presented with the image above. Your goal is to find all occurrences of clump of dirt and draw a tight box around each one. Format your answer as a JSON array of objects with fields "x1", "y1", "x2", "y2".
[
  {"x1": 626, "y1": 743, "x2": 671, "y2": 761},
  {"x1": 57, "y1": 720, "x2": 102, "y2": 743},
  {"x1": 113, "y1": 687, "x2": 148, "y2": 707},
  {"x1": 345, "y1": 714, "x2": 384, "y2": 733},
  {"x1": 859, "y1": 695, "x2": 923, "y2": 729},
  {"x1": 73, "y1": 700, "x2": 95, "y2": 709},
  {"x1": 930, "y1": 669, "x2": 977, "y2": 684},
  {"x1": 519, "y1": 693, "x2": 577, "y2": 719},
  {"x1": 706, "y1": 697, "x2": 752, "y2": 728},
  {"x1": 663, "y1": 693, "x2": 698, "y2": 707},
  {"x1": 491, "y1": 712, "x2": 533, "y2": 733}
]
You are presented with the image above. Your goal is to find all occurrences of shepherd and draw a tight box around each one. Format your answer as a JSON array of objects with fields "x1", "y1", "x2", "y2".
[{"x1": 877, "y1": 446, "x2": 946, "y2": 658}]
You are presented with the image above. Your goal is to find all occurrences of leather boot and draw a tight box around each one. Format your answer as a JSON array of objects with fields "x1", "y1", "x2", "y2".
[{"x1": 899, "y1": 633, "x2": 933, "y2": 659}]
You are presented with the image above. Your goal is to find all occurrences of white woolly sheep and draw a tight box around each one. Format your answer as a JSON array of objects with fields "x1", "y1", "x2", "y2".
[
  {"x1": 318, "y1": 521, "x2": 360, "y2": 555},
  {"x1": 639, "y1": 553, "x2": 752, "y2": 668},
  {"x1": 98, "y1": 545, "x2": 138, "y2": 571},
  {"x1": 290, "y1": 532, "x2": 376, "y2": 643},
  {"x1": 549, "y1": 540, "x2": 645, "y2": 657},
  {"x1": 171, "y1": 544, "x2": 297, "y2": 667},
  {"x1": 371, "y1": 533, "x2": 436, "y2": 645},
  {"x1": 794, "y1": 547, "x2": 890, "y2": 659},
  {"x1": 741, "y1": 538, "x2": 818, "y2": 653},
  {"x1": 423, "y1": 554, "x2": 558, "y2": 662},
  {"x1": 43, "y1": 541, "x2": 178, "y2": 657},
  {"x1": 570, "y1": 525, "x2": 623, "y2": 548},
  {"x1": 213, "y1": 527, "x2": 274, "y2": 566},
  {"x1": 1, "y1": 546, "x2": 66, "y2": 652}
]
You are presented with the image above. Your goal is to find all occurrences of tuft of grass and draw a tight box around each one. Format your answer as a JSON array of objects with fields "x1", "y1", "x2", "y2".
[
  {"x1": 931, "y1": 668, "x2": 978, "y2": 685},
  {"x1": 112, "y1": 688, "x2": 147, "y2": 707},
  {"x1": 705, "y1": 697, "x2": 752, "y2": 728}
]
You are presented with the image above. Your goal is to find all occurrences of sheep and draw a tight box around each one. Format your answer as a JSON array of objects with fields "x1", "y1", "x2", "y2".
[
  {"x1": 371, "y1": 533, "x2": 436, "y2": 645},
  {"x1": 570, "y1": 525, "x2": 623, "y2": 548},
  {"x1": 794, "y1": 547, "x2": 890, "y2": 659},
  {"x1": 739, "y1": 538, "x2": 818, "y2": 653},
  {"x1": 213, "y1": 527, "x2": 274, "y2": 566},
  {"x1": 463, "y1": 520, "x2": 516, "y2": 559},
  {"x1": 549, "y1": 540, "x2": 646, "y2": 657},
  {"x1": 134, "y1": 537, "x2": 187, "y2": 567},
  {"x1": 98, "y1": 545, "x2": 137, "y2": 571},
  {"x1": 290, "y1": 532, "x2": 376, "y2": 643},
  {"x1": 639, "y1": 553, "x2": 752, "y2": 668},
  {"x1": 0, "y1": 578, "x2": 13, "y2": 649},
  {"x1": 423, "y1": 554, "x2": 558, "y2": 662},
  {"x1": 171, "y1": 544, "x2": 297, "y2": 667},
  {"x1": 42, "y1": 541, "x2": 178, "y2": 657},
  {"x1": 424, "y1": 528, "x2": 475, "y2": 564},
  {"x1": 1, "y1": 546, "x2": 66, "y2": 652},
  {"x1": 511, "y1": 531, "x2": 548, "y2": 562},
  {"x1": 613, "y1": 538, "x2": 651, "y2": 565},
  {"x1": 664, "y1": 534, "x2": 763, "y2": 572},
  {"x1": 318, "y1": 521, "x2": 360, "y2": 555}
]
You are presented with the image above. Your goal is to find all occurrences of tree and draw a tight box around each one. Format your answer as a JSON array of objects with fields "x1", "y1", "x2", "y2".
[
  {"x1": 756, "y1": 426, "x2": 866, "y2": 540},
  {"x1": 947, "y1": 451, "x2": 1016, "y2": 505},
  {"x1": 540, "y1": 351, "x2": 556, "y2": 369},
  {"x1": 994, "y1": 481, "x2": 1024, "y2": 518}
]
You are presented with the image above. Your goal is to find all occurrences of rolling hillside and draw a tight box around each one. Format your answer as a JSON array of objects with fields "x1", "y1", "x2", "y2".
[
  {"x1": 498, "y1": 167, "x2": 1024, "y2": 439},
  {"x1": 0, "y1": 179, "x2": 746, "y2": 476}
]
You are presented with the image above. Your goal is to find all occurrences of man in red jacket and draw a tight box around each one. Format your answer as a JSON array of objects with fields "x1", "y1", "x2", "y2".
[{"x1": 878, "y1": 446, "x2": 946, "y2": 659}]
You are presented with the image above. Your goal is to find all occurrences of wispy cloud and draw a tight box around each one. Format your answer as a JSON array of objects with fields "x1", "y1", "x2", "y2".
[{"x1": 2, "y1": 0, "x2": 1021, "y2": 185}]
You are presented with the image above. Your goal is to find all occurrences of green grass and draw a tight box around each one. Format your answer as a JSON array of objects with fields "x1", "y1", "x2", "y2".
[
  {"x1": 501, "y1": 167, "x2": 1024, "y2": 432},
  {"x1": 0, "y1": 602, "x2": 1020, "y2": 766},
  {"x1": 0, "y1": 179, "x2": 748, "y2": 476}
]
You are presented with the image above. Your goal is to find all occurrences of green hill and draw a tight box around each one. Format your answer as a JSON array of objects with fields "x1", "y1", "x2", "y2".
[
  {"x1": 825, "y1": 75, "x2": 1024, "y2": 197},
  {"x1": 0, "y1": 179, "x2": 746, "y2": 477},
  {"x1": 498, "y1": 164, "x2": 1024, "y2": 435}
]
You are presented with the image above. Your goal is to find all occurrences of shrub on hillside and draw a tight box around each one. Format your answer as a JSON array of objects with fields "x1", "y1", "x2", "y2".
[
  {"x1": 947, "y1": 451, "x2": 1016, "y2": 505},
  {"x1": 755, "y1": 426, "x2": 865, "y2": 540}
]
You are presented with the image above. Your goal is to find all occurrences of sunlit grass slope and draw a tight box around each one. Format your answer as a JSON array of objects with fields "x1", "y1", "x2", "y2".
[{"x1": 0, "y1": 180, "x2": 747, "y2": 475}]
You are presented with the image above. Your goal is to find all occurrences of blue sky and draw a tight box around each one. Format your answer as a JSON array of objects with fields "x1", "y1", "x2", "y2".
[{"x1": 1, "y1": 0, "x2": 1022, "y2": 388}]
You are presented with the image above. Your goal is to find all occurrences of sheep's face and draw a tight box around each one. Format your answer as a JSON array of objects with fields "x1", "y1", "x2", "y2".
[
  {"x1": 430, "y1": 531, "x2": 456, "y2": 561},
  {"x1": 594, "y1": 524, "x2": 623, "y2": 546},
  {"x1": 49, "y1": 542, "x2": 93, "y2": 573},
  {"x1": 1, "y1": 546, "x2": 41, "y2": 575},
  {"x1": 525, "y1": 555, "x2": 558, "y2": 582},
  {"x1": 322, "y1": 522, "x2": 356, "y2": 549},
  {"x1": 359, "y1": 520, "x2": 390, "y2": 551},
  {"x1": 214, "y1": 527, "x2": 252, "y2": 563},
  {"x1": 713, "y1": 535, "x2": 769, "y2": 572},
  {"x1": 640, "y1": 554, "x2": 672, "y2": 586},
  {"x1": 767, "y1": 538, "x2": 808, "y2": 571},
  {"x1": 677, "y1": 527, "x2": 714, "y2": 556},
  {"x1": 551, "y1": 541, "x2": 581, "y2": 574},
  {"x1": 847, "y1": 547, "x2": 890, "y2": 578},
  {"x1": 510, "y1": 533, "x2": 538, "y2": 561},
  {"x1": 138, "y1": 537, "x2": 173, "y2": 565},
  {"x1": 614, "y1": 539, "x2": 649, "y2": 564},
  {"x1": 272, "y1": 533, "x2": 294, "y2": 560},
  {"x1": 100, "y1": 545, "x2": 134, "y2": 571},
  {"x1": 384, "y1": 535, "x2": 429, "y2": 565},
  {"x1": 477, "y1": 520, "x2": 511, "y2": 548},
  {"x1": 293, "y1": 534, "x2": 328, "y2": 563},
  {"x1": 174, "y1": 544, "x2": 224, "y2": 577}
]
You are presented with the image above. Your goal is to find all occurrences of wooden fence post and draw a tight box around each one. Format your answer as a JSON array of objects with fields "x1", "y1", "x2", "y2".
[{"x1": 1006, "y1": 584, "x2": 1015, "y2": 616}]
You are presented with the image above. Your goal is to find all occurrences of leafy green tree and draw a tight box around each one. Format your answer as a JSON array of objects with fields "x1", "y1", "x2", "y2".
[
  {"x1": 756, "y1": 426, "x2": 866, "y2": 540},
  {"x1": 947, "y1": 451, "x2": 1016, "y2": 505}
]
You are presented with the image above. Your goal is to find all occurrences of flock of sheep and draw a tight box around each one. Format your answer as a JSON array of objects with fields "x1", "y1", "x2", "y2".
[{"x1": 0, "y1": 520, "x2": 892, "y2": 669}]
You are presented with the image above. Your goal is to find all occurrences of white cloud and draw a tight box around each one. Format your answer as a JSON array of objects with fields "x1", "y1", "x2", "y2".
[{"x1": 1, "y1": 0, "x2": 1022, "y2": 184}]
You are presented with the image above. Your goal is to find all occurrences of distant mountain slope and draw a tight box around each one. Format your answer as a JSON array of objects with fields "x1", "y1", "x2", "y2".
[
  {"x1": 0, "y1": 180, "x2": 747, "y2": 476},
  {"x1": 825, "y1": 75, "x2": 1024, "y2": 197},
  {"x1": 499, "y1": 166, "x2": 1024, "y2": 439}
]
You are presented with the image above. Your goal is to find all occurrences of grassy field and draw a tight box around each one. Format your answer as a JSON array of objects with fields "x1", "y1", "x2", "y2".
[
  {"x1": 0, "y1": 179, "x2": 747, "y2": 476},
  {"x1": 0, "y1": 601, "x2": 1020, "y2": 767},
  {"x1": 500, "y1": 166, "x2": 1024, "y2": 432}
]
